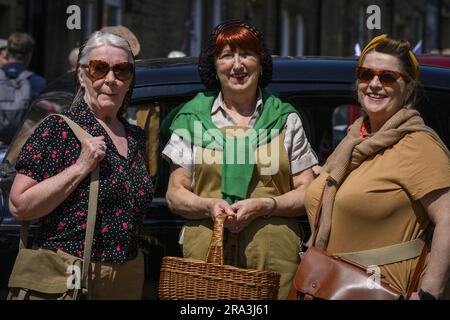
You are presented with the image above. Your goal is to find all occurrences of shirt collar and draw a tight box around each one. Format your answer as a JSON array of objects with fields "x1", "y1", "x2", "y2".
[{"x1": 211, "y1": 88, "x2": 264, "y2": 116}]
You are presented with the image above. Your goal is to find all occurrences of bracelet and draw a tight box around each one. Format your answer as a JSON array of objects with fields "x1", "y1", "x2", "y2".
[{"x1": 264, "y1": 197, "x2": 277, "y2": 219}]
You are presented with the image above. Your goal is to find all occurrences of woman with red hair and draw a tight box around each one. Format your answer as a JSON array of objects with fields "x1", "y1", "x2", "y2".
[{"x1": 163, "y1": 20, "x2": 317, "y2": 299}]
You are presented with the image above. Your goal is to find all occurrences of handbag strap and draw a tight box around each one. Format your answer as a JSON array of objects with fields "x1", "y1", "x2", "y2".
[
  {"x1": 310, "y1": 179, "x2": 328, "y2": 246},
  {"x1": 18, "y1": 114, "x2": 100, "y2": 297},
  {"x1": 336, "y1": 238, "x2": 425, "y2": 267},
  {"x1": 405, "y1": 242, "x2": 428, "y2": 299}
]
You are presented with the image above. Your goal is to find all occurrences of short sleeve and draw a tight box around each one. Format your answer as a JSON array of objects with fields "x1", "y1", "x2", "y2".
[
  {"x1": 284, "y1": 113, "x2": 318, "y2": 175},
  {"x1": 161, "y1": 133, "x2": 194, "y2": 173},
  {"x1": 15, "y1": 115, "x2": 72, "y2": 182},
  {"x1": 399, "y1": 132, "x2": 450, "y2": 200}
]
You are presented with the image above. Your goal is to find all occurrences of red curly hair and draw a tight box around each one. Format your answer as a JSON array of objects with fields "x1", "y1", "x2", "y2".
[{"x1": 213, "y1": 26, "x2": 263, "y2": 57}]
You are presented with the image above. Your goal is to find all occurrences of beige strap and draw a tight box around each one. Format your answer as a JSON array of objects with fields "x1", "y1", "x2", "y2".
[
  {"x1": 18, "y1": 114, "x2": 100, "y2": 298},
  {"x1": 57, "y1": 115, "x2": 99, "y2": 298},
  {"x1": 336, "y1": 238, "x2": 425, "y2": 268},
  {"x1": 19, "y1": 220, "x2": 29, "y2": 250}
]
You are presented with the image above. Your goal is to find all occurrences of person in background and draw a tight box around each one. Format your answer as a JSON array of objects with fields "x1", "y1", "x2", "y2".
[
  {"x1": 0, "y1": 33, "x2": 47, "y2": 145},
  {"x1": 0, "y1": 39, "x2": 8, "y2": 68},
  {"x1": 305, "y1": 35, "x2": 450, "y2": 300},
  {"x1": 163, "y1": 20, "x2": 317, "y2": 299},
  {"x1": 8, "y1": 31, "x2": 153, "y2": 299}
]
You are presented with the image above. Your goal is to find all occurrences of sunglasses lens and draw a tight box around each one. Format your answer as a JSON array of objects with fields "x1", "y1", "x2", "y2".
[
  {"x1": 356, "y1": 68, "x2": 374, "y2": 82},
  {"x1": 89, "y1": 61, "x2": 110, "y2": 79},
  {"x1": 379, "y1": 71, "x2": 398, "y2": 84},
  {"x1": 113, "y1": 62, "x2": 133, "y2": 81}
]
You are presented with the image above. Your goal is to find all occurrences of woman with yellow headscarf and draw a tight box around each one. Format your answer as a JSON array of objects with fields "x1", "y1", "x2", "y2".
[{"x1": 303, "y1": 35, "x2": 450, "y2": 299}]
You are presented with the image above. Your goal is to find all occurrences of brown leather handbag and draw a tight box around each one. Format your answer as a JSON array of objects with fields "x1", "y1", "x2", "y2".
[{"x1": 288, "y1": 187, "x2": 428, "y2": 300}]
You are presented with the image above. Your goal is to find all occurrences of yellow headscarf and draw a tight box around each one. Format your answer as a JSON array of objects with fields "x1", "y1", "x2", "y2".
[{"x1": 359, "y1": 34, "x2": 420, "y2": 81}]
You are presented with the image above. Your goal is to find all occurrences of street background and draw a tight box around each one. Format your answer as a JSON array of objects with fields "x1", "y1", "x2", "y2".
[{"x1": 0, "y1": 0, "x2": 449, "y2": 83}]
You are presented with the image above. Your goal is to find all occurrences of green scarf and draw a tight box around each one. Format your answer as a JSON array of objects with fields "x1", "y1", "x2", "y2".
[{"x1": 169, "y1": 90, "x2": 297, "y2": 204}]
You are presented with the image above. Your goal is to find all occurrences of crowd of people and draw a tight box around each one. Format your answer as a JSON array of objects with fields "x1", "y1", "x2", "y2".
[{"x1": 2, "y1": 20, "x2": 449, "y2": 300}]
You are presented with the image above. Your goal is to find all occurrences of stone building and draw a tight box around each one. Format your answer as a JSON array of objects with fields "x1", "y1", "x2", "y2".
[{"x1": 0, "y1": 0, "x2": 449, "y2": 81}]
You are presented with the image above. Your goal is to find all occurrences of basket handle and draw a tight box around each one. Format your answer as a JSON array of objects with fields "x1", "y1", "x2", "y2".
[{"x1": 205, "y1": 213, "x2": 227, "y2": 265}]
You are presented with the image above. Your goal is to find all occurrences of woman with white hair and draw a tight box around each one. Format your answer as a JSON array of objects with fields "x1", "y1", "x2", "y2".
[{"x1": 8, "y1": 31, "x2": 153, "y2": 299}]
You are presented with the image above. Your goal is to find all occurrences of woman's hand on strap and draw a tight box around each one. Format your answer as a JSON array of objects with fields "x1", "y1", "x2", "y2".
[{"x1": 75, "y1": 136, "x2": 107, "y2": 175}]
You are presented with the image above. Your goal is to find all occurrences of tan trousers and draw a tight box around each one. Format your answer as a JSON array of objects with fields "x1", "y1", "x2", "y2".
[{"x1": 89, "y1": 250, "x2": 145, "y2": 300}]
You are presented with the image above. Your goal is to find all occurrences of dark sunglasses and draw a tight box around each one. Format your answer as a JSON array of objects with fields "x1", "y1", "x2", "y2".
[
  {"x1": 82, "y1": 60, "x2": 133, "y2": 81},
  {"x1": 355, "y1": 66, "x2": 408, "y2": 86}
]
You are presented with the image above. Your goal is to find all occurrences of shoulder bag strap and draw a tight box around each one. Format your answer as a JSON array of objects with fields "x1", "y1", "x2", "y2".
[
  {"x1": 405, "y1": 243, "x2": 429, "y2": 299},
  {"x1": 18, "y1": 114, "x2": 99, "y2": 297},
  {"x1": 310, "y1": 178, "x2": 328, "y2": 246}
]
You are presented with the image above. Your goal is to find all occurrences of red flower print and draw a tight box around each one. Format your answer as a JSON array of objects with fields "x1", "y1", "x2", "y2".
[
  {"x1": 32, "y1": 154, "x2": 41, "y2": 159},
  {"x1": 82, "y1": 126, "x2": 87, "y2": 130},
  {"x1": 72, "y1": 159, "x2": 76, "y2": 165},
  {"x1": 26, "y1": 145, "x2": 33, "y2": 151},
  {"x1": 124, "y1": 183, "x2": 129, "y2": 192},
  {"x1": 76, "y1": 143, "x2": 80, "y2": 148},
  {"x1": 51, "y1": 150, "x2": 57, "y2": 158},
  {"x1": 43, "y1": 172, "x2": 49, "y2": 179},
  {"x1": 115, "y1": 208, "x2": 123, "y2": 217},
  {"x1": 55, "y1": 246, "x2": 62, "y2": 252},
  {"x1": 75, "y1": 211, "x2": 86, "y2": 217},
  {"x1": 62, "y1": 131, "x2": 67, "y2": 140},
  {"x1": 101, "y1": 226, "x2": 109, "y2": 234},
  {"x1": 127, "y1": 135, "x2": 133, "y2": 140},
  {"x1": 42, "y1": 130, "x2": 49, "y2": 137},
  {"x1": 58, "y1": 222, "x2": 64, "y2": 231},
  {"x1": 65, "y1": 149, "x2": 69, "y2": 155},
  {"x1": 112, "y1": 179, "x2": 116, "y2": 185},
  {"x1": 138, "y1": 189, "x2": 145, "y2": 196},
  {"x1": 27, "y1": 172, "x2": 33, "y2": 177},
  {"x1": 92, "y1": 126, "x2": 97, "y2": 131},
  {"x1": 58, "y1": 118, "x2": 65, "y2": 123},
  {"x1": 49, "y1": 237, "x2": 54, "y2": 241},
  {"x1": 122, "y1": 222, "x2": 128, "y2": 230},
  {"x1": 82, "y1": 111, "x2": 87, "y2": 115},
  {"x1": 82, "y1": 223, "x2": 87, "y2": 230},
  {"x1": 118, "y1": 165, "x2": 123, "y2": 173},
  {"x1": 77, "y1": 250, "x2": 82, "y2": 257},
  {"x1": 116, "y1": 244, "x2": 121, "y2": 252},
  {"x1": 131, "y1": 162, "x2": 136, "y2": 168}
]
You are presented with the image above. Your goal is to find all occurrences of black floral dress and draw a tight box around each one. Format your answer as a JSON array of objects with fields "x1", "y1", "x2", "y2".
[{"x1": 15, "y1": 99, "x2": 154, "y2": 263}]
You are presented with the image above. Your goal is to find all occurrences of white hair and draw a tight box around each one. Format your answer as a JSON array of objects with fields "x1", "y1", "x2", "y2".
[{"x1": 78, "y1": 31, "x2": 134, "y2": 66}]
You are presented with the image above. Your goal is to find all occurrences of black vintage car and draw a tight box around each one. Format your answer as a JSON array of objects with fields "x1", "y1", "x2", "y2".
[{"x1": 1, "y1": 56, "x2": 450, "y2": 299}]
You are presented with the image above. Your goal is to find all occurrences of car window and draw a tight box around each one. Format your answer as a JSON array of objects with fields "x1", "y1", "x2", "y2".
[
  {"x1": 4, "y1": 92, "x2": 73, "y2": 167},
  {"x1": 128, "y1": 98, "x2": 195, "y2": 199},
  {"x1": 286, "y1": 95, "x2": 360, "y2": 165}
]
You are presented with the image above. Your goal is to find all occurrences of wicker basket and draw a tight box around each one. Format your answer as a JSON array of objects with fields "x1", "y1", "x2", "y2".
[{"x1": 158, "y1": 214, "x2": 280, "y2": 300}]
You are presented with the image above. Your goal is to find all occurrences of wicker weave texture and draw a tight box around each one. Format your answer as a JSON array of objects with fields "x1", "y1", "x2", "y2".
[
  {"x1": 159, "y1": 257, "x2": 280, "y2": 300},
  {"x1": 158, "y1": 214, "x2": 280, "y2": 300}
]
